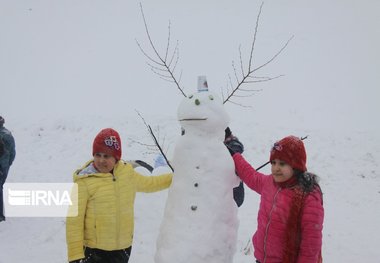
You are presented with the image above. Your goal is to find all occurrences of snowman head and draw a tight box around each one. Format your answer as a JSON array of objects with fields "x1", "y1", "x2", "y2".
[{"x1": 177, "y1": 90, "x2": 230, "y2": 137}]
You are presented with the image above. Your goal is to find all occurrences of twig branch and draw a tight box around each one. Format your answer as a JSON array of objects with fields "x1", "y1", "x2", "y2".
[
  {"x1": 251, "y1": 35, "x2": 294, "y2": 73},
  {"x1": 223, "y1": 2, "x2": 293, "y2": 105},
  {"x1": 136, "y1": 3, "x2": 187, "y2": 98},
  {"x1": 129, "y1": 138, "x2": 156, "y2": 148},
  {"x1": 147, "y1": 125, "x2": 174, "y2": 172},
  {"x1": 135, "y1": 110, "x2": 174, "y2": 172}
]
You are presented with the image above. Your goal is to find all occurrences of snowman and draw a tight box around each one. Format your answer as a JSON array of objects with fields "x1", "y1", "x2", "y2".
[{"x1": 155, "y1": 76, "x2": 240, "y2": 263}]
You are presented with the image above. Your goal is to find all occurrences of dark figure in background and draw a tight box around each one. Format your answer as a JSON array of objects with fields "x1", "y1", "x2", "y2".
[
  {"x1": 224, "y1": 127, "x2": 245, "y2": 207},
  {"x1": 0, "y1": 116, "x2": 16, "y2": 222},
  {"x1": 0, "y1": 138, "x2": 4, "y2": 156}
]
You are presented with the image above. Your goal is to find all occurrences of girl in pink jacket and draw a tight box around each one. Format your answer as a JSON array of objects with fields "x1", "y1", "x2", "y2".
[{"x1": 226, "y1": 135, "x2": 324, "y2": 263}]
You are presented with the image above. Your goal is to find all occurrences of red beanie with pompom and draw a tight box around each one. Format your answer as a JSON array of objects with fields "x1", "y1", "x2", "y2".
[
  {"x1": 269, "y1": 135, "x2": 307, "y2": 172},
  {"x1": 92, "y1": 128, "x2": 122, "y2": 161}
]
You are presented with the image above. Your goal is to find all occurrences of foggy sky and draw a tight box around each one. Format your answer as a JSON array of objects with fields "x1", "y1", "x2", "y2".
[{"x1": 1, "y1": 0, "x2": 379, "y2": 132}]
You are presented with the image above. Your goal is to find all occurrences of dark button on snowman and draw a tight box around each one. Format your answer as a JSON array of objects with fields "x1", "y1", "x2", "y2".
[{"x1": 155, "y1": 76, "x2": 240, "y2": 263}]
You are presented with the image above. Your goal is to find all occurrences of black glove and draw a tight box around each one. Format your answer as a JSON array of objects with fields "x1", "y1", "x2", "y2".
[
  {"x1": 224, "y1": 136, "x2": 244, "y2": 155},
  {"x1": 224, "y1": 127, "x2": 232, "y2": 140}
]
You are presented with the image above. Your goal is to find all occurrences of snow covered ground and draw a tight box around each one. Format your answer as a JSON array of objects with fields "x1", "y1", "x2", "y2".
[
  {"x1": 1, "y1": 0, "x2": 380, "y2": 262},
  {"x1": 0, "y1": 114, "x2": 379, "y2": 262}
]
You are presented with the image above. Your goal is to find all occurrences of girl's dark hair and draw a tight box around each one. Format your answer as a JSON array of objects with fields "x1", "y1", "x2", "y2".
[{"x1": 294, "y1": 170, "x2": 322, "y2": 193}]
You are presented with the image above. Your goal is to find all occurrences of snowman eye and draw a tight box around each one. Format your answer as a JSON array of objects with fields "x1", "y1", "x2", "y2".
[
  {"x1": 195, "y1": 99, "x2": 200, "y2": 105},
  {"x1": 189, "y1": 95, "x2": 194, "y2": 99},
  {"x1": 209, "y1": 95, "x2": 214, "y2": 100}
]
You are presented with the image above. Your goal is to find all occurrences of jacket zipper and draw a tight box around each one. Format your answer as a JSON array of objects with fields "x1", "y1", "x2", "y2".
[
  {"x1": 111, "y1": 171, "x2": 121, "y2": 248},
  {"x1": 263, "y1": 187, "x2": 282, "y2": 263}
]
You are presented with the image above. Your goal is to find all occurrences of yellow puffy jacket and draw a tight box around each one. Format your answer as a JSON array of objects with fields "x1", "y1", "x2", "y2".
[{"x1": 66, "y1": 160, "x2": 172, "y2": 261}]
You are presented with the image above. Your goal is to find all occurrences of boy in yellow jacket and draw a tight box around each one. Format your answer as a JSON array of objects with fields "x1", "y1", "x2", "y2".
[{"x1": 66, "y1": 128, "x2": 172, "y2": 263}]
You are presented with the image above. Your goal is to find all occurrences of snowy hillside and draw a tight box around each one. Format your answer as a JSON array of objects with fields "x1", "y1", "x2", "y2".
[{"x1": 0, "y1": 114, "x2": 379, "y2": 262}]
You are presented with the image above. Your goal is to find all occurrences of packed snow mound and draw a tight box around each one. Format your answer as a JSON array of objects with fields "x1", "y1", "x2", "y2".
[{"x1": 155, "y1": 90, "x2": 239, "y2": 263}]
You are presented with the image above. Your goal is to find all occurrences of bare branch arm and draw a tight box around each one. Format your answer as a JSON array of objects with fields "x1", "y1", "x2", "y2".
[
  {"x1": 247, "y1": 1, "x2": 263, "y2": 73},
  {"x1": 147, "y1": 125, "x2": 174, "y2": 172},
  {"x1": 164, "y1": 21, "x2": 172, "y2": 62},
  {"x1": 136, "y1": 110, "x2": 174, "y2": 172},
  {"x1": 137, "y1": 3, "x2": 187, "y2": 98},
  {"x1": 223, "y1": 2, "x2": 293, "y2": 105},
  {"x1": 251, "y1": 35, "x2": 294, "y2": 73}
]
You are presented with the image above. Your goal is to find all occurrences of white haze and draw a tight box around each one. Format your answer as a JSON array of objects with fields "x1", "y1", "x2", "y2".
[{"x1": 1, "y1": 0, "x2": 379, "y2": 133}]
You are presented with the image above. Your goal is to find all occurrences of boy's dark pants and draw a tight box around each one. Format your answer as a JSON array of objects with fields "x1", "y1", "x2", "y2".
[{"x1": 83, "y1": 247, "x2": 132, "y2": 263}]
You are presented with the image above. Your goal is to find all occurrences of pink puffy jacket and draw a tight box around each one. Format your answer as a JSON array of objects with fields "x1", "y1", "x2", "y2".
[{"x1": 233, "y1": 153, "x2": 324, "y2": 263}]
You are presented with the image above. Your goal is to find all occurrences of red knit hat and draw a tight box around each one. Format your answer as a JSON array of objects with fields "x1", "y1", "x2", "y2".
[
  {"x1": 269, "y1": 135, "x2": 307, "y2": 172},
  {"x1": 92, "y1": 128, "x2": 122, "y2": 160}
]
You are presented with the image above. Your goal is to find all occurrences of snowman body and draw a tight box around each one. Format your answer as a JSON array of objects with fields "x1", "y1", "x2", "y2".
[{"x1": 155, "y1": 91, "x2": 240, "y2": 263}]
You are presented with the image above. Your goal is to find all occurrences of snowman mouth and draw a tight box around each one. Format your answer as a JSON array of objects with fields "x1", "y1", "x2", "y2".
[{"x1": 180, "y1": 118, "x2": 208, "y2": 121}]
